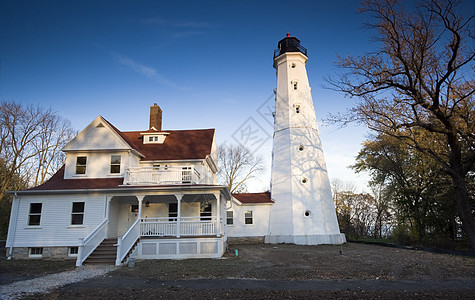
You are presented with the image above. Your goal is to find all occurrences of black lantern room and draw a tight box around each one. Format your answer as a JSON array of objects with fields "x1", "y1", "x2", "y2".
[{"x1": 274, "y1": 33, "x2": 307, "y2": 59}]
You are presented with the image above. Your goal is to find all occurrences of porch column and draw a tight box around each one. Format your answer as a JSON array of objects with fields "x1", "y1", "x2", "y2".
[
  {"x1": 137, "y1": 195, "x2": 145, "y2": 220},
  {"x1": 105, "y1": 196, "x2": 112, "y2": 238},
  {"x1": 175, "y1": 194, "x2": 183, "y2": 238},
  {"x1": 215, "y1": 192, "x2": 221, "y2": 237}
]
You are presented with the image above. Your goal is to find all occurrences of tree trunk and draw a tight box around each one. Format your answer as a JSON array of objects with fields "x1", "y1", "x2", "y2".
[{"x1": 450, "y1": 171, "x2": 475, "y2": 251}]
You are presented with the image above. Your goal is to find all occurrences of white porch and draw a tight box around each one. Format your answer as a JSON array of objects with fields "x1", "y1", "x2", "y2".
[{"x1": 76, "y1": 188, "x2": 229, "y2": 266}]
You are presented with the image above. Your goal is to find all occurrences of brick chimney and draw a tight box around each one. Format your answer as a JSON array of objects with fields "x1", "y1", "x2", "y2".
[{"x1": 149, "y1": 103, "x2": 162, "y2": 131}]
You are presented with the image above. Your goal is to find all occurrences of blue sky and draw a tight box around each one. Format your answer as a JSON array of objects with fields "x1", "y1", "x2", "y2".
[{"x1": 0, "y1": 0, "x2": 388, "y2": 192}]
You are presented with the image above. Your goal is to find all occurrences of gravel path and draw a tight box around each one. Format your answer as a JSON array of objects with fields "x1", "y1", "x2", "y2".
[{"x1": 0, "y1": 265, "x2": 116, "y2": 300}]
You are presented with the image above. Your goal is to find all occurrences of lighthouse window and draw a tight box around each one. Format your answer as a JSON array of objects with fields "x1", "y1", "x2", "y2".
[
  {"x1": 295, "y1": 105, "x2": 300, "y2": 114},
  {"x1": 291, "y1": 63, "x2": 296, "y2": 68},
  {"x1": 298, "y1": 145, "x2": 304, "y2": 151},
  {"x1": 301, "y1": 178, "x2": 307, "y2": 184},
  {"x1": 293, "y1": 82, "x2": 298, "y2": 90}
]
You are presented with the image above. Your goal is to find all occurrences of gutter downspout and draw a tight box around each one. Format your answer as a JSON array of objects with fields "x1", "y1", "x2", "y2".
[{"x1": 7, "y1": 193, "x2": 20, "y2": 260}]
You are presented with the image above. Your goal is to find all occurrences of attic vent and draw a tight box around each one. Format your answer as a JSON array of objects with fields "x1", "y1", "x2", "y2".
[{"x1": 96, "y1": 123, "x2": 105, "y2": 128}]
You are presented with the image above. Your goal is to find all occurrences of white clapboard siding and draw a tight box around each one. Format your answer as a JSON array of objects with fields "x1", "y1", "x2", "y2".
[
  {"x1": 11, "y1": 194, "x2": 106, "y2": 247},
  {"x1": 68, "y1": 125, "x2": 129, "y2": 151},
  {"x1": 226, "y1": 202, "x2": 272, "y2": 238}
]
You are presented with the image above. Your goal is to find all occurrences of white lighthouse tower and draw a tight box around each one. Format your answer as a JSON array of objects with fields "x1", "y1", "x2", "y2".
[{"x1": 265, "y1": 34, "x2": 345, "y2": 245}]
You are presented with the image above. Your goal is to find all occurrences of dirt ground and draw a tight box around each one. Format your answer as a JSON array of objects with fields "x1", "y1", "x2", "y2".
[{"x1": 2, "y1": 242, "x2": 475, "y2": 299}]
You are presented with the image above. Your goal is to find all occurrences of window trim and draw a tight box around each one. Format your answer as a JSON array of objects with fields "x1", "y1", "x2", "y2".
[
  {"x1": 29, "y1": 247, "x2": 43, "y2": 258},
  {"x1": 110, "y1": 155, "x2": 121, "y2": 174},
  {"x1": 71, "y1": 202, "x2": 85, "y2": 225},
  {"x1": 200, "y1": 202, "x2": 212, "y2": 221},
  {"x1": 28, "y1": 203, "x2": 42, "y2": 226},
  {"x1": 226, "y1": 210, "x2": 234, "y2": 226},
  {"x1": 75, "y1": 156, "x2": 87, "y2": 175},
  {"x1": 169, "y1": 203, "x2": 178, "y2": 221},
  {"x1": 245, "y1": 210, "x2": 253, "y2": 225},
  {"x1": 68, "y1": 246, "x2": 79, "y2": 257}
]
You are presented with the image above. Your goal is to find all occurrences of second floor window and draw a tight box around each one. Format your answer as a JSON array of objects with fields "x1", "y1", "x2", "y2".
[
  {"x1": 76, "y1": 156, "x2": 87, "y2": 174},
  {"x1": 110, "y1": 155, "x2": 121, "y2": 174}
]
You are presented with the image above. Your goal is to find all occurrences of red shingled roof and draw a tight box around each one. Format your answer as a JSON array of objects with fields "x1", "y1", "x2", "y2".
[
  {"x1": 122, "y1": 129, "x2": 215, "y2": 161},
  {"x1": 232, "y1": 191, "x2": 273, "y2": 204},
  {"x1": 103, "y1": 119, "x2": 215, "y2": 161},
  {"x1": 30, "y1": 166, "x2": 124, "y2": 191}
]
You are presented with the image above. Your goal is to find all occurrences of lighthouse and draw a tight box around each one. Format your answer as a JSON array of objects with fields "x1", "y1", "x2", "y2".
[{"x1": 265, "y1": 34, "x2": 345, "y2": 245}]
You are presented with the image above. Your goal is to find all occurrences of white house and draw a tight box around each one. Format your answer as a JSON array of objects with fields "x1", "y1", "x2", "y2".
[
  {"x1": 6, "y1": 104, "x2": 232, "y2": 265},
  {"x1": 5, "y1": 35, "x2": 345, "y2": 265}
]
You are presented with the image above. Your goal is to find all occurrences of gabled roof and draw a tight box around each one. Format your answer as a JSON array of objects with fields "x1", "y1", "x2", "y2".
[
  {"x1": 119, "y1": 129, "x2": 215, "y2": 161},
  {"x1": 232, "y1": 191, "x2": 273, "y2": 204},
  {"x1": 66, "y1": 116, "x2": 215, "y2": 161},
  {"x1": 63, "y1": 116, "x2": 135, "y2": 153}
]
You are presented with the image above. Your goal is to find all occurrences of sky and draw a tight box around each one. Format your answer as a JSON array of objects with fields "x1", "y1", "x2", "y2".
[{"x1": 0, "y1": 0, "x2": 391, "y2": 192}]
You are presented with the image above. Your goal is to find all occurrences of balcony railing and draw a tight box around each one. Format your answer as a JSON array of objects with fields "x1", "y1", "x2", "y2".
[
  {"x1": 124, "y1": 166, "x2": 200, "y2": 185},
  {"x1": 140, "y1": 217, "x2": 217, "y2": 237},
  {"x1": 274, "y1": 44, "x2": 307, "y2": 58}
]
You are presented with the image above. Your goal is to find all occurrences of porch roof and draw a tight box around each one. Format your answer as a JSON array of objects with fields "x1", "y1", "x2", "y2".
[{"x1": 232, "y1": 191, "x2": 273, "y2": 204}]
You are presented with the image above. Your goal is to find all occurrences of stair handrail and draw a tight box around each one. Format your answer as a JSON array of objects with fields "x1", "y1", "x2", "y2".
[
  {"x1": 76, "y1": 219, "x2": 109, "y2": 266},
  {"x1": 116, "y1": 218, "x2": 140, "y2": 266}
]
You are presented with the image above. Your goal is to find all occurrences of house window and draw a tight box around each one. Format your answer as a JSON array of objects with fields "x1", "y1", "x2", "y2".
[
  {"x1": 28, "y1": 203, "x2": 42, "y2": 226},
  {"x1": 110, "y1": 155, "x2": 121, "y2": 174},
  {"x1": 131, "y1": 205, "x2": 138, "y2": 213},
  {"x1": 182, "y1": 167, "x2": 192, "y2": 183},
  {"x1": 69, "y1": 247, "x2": 79, "y2": 256},
  {"x1": 226, "y1": 211, "x2": 234, "y2": 225},
  {"x1": 169, "y1": 203, "x2": 177, "y2": 221},
  {"x1": 149, "y1": 136, "x2": 153, "y2": 142},
  {"x1": 245, "y1": 211, "x2": 253, "y2": 225},
  {"x1": 29, "y1": 247, "x2": 43, "y2": 257},
  {"x1": 76, "y1": 156, "x2": 87, "y2": 174},
  {"x1": 71, "y1": 202, "x2": 85, "y2": 225},
  {"x1": 200, "y1": 202, "x2": 212, "y2": 221}
]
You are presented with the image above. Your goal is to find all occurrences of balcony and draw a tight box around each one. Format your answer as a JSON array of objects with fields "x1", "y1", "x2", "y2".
[{"x1": 124, "y1": 166, "x2": 201, "y2": 185}]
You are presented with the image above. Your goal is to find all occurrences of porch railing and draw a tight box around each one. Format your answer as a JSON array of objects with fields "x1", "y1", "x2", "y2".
[
  {"x1": 124, "y1": 166, "x2": 201, "y2": 185},
  {"x1": 76, "y1": 219, "x2": 108, "y2": 266},
  {"x1": 141, "y1": 217, "x2": 217, "y2": 237},
  {"x1": 116, "y1": 218, "x2": 140, "y2": 266}
]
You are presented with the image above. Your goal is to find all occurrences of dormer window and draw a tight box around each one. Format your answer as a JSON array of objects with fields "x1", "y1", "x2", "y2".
[{"x1": 142, "y1": 132, "x2": 170, "y2": 144}]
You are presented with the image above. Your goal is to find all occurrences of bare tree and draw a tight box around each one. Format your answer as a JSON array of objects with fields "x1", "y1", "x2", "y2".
[
  {"x1": 217, "y1": 143, "x2": 264, "y2": 193},
  {"x1": 0, "y1": 101, "x2": 75, "y2": 199},
  {"x1": 328, "y1": 0, "x2": 475, "y2": 249}
]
